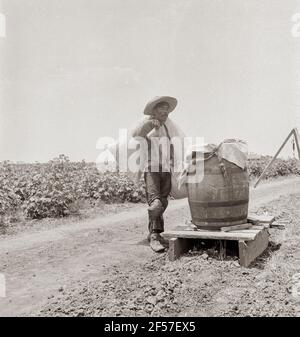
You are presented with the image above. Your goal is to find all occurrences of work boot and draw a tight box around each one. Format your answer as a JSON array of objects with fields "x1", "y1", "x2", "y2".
[
  {"x1": 147, "y1": 231, "x2": 166, "y2": 245},
  {"x1": 149, "y1": 233, "x2": 166, "y2": 252}
]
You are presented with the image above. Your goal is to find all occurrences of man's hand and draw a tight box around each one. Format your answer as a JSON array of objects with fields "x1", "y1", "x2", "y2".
[{"x1": 150, "y1": 118, "x2": 162, "y2": 129}]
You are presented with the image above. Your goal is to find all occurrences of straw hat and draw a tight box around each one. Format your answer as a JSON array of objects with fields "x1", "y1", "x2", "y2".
[{"x1": 143, "y1": 96, "x2": 177, "y2": 115}]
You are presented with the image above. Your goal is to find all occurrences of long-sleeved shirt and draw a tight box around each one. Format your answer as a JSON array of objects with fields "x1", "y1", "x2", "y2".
[{"x1": 131, "y1": 118, "x2": 174, "y2": 173}]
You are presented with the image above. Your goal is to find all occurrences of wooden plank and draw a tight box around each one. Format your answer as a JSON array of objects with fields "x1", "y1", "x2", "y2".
[
  {"x1": 195, "y1": 223, "x2": 266, "y2": 233},
  {"x1": 248, "y1": 214, "x2": 275, "y2": 224},
  {"x1": 270, "y1": 222, "x2": 286, "y2": 230},
  {"x1": 238, "y1": 228, "x2": 269, "y2": 267},
  {"x1": 168, "y1": 238, "x2": 192, "y2": 261},
  {"x1": 174, "y1": 224, "x2": 197, "y2": 231},
  {"x1": 247, "y1": 218, "x2": 259, "y2": 225},
  {"x1": 221, "y1": 223, "x2": 253, "y2": 232},
  {"x1": 162, "y1": 229, "x2": 257, "y2": 241},
  {"x1": 228, "y1": 229, "x2": 261, "y2": 234},
  {"x1": 261, "y1": 223, "x2": 270, "y2": 229},
  {"x1": 252, "y1": 225, "x2": 266, "y2": 230}
]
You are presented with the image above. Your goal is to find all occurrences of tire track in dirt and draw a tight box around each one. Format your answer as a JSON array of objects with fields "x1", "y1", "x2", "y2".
[
  {"x1": 0, "y1": 176, "x2": 299, "y2": 316},
  {"x1": 41, "y1": 192, "x2": 300, "y2": 317}
]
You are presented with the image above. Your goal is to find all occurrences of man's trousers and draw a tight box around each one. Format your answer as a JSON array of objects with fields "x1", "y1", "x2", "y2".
[{"x1": 144, "y1": 171, "x2": 171, "y2": 234}]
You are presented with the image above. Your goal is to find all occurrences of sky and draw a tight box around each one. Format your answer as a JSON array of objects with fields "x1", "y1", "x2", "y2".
[{"x1": 0, "y1": 0, "x2": 300, "y2": 162}]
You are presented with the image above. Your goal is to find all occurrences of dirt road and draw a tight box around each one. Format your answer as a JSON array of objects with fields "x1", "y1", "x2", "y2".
[{"x1": 0, "y1": 176, "x2": 300, "y2": 317}]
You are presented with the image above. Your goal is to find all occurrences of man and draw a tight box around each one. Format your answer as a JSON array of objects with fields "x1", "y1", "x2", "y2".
[{"x1": 131, "y1": 96, "x2": 179, "y2": 252}]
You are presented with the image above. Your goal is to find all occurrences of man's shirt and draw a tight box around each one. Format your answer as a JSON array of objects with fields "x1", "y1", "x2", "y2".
[{"x1": 131, "y1": 118, "x2": 174, "y2": 173}]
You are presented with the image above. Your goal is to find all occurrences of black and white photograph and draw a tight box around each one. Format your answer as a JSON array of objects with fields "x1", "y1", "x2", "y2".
[{"x1": 0, "y1": 0, "x2": 300, "y2": 322}]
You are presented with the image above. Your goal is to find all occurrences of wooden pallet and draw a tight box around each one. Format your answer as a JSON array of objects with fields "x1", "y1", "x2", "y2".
[
  {"x1": 161, "y1": 222, "x2": 270, "y2": 267},
  {"x1": 247, "y1": 214, "x2": 275, "y2": 227}
]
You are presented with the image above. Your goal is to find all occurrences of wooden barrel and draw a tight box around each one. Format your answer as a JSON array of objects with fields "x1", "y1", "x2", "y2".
[{"x1": 187, "y1": 155, "x2": 249, "y2": 230}]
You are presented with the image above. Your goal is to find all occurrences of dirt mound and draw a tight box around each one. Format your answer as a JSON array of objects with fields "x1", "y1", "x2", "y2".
[{"x1": 39, "y1": 195, "x2": 300, "y2": 317}]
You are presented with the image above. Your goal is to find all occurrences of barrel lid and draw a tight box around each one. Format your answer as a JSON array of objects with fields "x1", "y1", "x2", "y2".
[
  {"x1": 188, "y1": 143, "x2": 217, "y2": 154},
  {"x1": 185, "y1": 139, "x2": 248, "y2": 168}
]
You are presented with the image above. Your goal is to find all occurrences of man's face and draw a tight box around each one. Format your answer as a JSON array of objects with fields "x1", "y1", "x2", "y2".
[{"x1": 152, "y1": 102, "x2": 170, "y2": 123}]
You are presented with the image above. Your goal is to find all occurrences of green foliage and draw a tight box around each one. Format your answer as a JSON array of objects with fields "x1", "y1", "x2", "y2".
[
  {"x1": 0, "y1": 155, "x2": 145, "y2": 222},
  {"x1": 0, "y1": 154, "x2": 299, "y2": 223},
  {"x1": 247, "y1": 157, "x2": 300, "y2": 179},
  {"x1": 0, "y1": 161, "x2": 22, "y2": 216}
]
